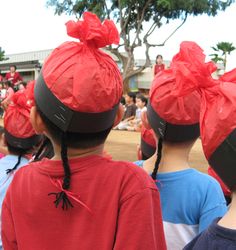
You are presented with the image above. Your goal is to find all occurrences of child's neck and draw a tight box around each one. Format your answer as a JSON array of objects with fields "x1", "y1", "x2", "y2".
[
  {"x1": 158, "y1": 144, "x2": 191, "y2": 173},
  {"x1": 52, "y1": 144, "x2": 104, "y2": 160},
  {"x1": 218, "y1": 193, "x2": 236, "y2": 229}
]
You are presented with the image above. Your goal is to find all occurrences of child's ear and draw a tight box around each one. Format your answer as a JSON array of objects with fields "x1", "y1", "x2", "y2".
[
  {"x1": 113, "y1": 104, "x2": 124, "y2": 127},
  {"x1": 141, "y1": 110, "x2": 152, "y2": 130},
  {"x1": 30, "y1": 107, "x2": 47, "y2": 134}
]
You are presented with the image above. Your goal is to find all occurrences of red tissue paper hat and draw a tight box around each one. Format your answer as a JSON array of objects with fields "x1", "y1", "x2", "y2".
[
  {"x1": 147, "y1": 41, "x2": 217, "y2": 142},
  {"x1": 4, "y1": 90, "x2": 41, "y2": 149},
  {"x1": 199, "y1": 70, "x2": 236, "y2": 190},
  {"x1": 35, "y1": 12, "x2": 123, "y2": 133},
  {"x1": 140, "y1": 126, "x2": 156, "y2": 159}
]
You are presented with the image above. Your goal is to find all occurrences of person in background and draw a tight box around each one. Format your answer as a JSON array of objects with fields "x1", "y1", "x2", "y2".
[
  {"x1": 115, "y1": 91, "x2": 137, "y2": 130},
  {"x1": 127, "y1": 94, "x2": 147, "y2": 131},
  {"x1": 5, "y1": 65, "x2": 23, "y2": 91},
  {"x1": 154, "y1": 55, "x2": 165, "y2": 76},
  {"x1": 0, "y1": 90, "x2": 42, "y2": 250},
  {"x1": 1, "y1": 81, "x2": 14, "y2": 110}
]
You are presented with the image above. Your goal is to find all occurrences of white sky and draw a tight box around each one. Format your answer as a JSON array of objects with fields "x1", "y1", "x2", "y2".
[{"x1": 0, "y1": 0, "x2": 236, "y2": 70}]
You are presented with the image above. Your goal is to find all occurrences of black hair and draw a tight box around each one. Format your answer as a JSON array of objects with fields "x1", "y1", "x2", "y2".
[
  {"x1": 141, "y1": 152, "x2": 149, "y2": 160},
  {"x1": 4, "y1": 81, "x2": 13, "y2": 88},
  {"x1": 0, "y1": 125, "x2": 4, "y2": 135},
  {"x1": 151, "y1": 138, "x2": 163, "y2": 180},
  {"x1": 10, "y1": 65, "x2": 17, "y2": 70},
  {"x1": 156, "y1": 55, "x2": 163, "y2": 60},
  {"x1": 136, "y1": 94, "x2": 148, "y2": 106},
  {"x1": 127, "y1": 92, "x2": 136, "y2": 103},
  {"x1": 37, "y1": 106, "x2": 112, "y2": 209},
  {"x1": 5, "y1": 142, "x2": 29, "y2": 175},
  {"x1": 120, "y1": 96, "x2": 126, "y2": 106},
  {"x1": 33, "y1": 137, "x2": 54, "y2": 162}
]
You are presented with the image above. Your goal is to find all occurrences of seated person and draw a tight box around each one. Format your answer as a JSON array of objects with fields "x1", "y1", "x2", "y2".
[
  {"x1": 127, "y1": 94, "x2": 147, "y2": 131},
  {"x1": 115, "y1": 92, "x2": 137, "y2": 130}
]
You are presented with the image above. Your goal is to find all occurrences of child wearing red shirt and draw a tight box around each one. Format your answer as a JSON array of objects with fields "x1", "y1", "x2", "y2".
[{"x1": 1, "y1": 12, "x2": 166, "y2": 250}]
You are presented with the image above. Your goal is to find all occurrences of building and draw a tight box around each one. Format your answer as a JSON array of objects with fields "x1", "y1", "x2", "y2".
[
  {"x1": 0, "y1": 49, "x2": 170, "y2": 91},
  {"x1": 0, "y1": 49, "x2": 52, "y2": 82}
]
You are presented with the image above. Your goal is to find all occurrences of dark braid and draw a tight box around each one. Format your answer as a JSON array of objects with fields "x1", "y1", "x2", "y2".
[
  {"x1": 48, "y1": 132, "x2": 73, "y2": 210},
  {"x1": 33, "y1": 137, "x2": 54, "y2": 162},
  {"x1": 6, "y1": 155, "x2": 22, "y2": 175},
  {"x1": 151, "y1": 138, "x2": 163, "y2": 180}
]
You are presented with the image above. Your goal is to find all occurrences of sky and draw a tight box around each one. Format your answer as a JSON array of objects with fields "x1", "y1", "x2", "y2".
[{"x1": 0, "y1": 0, "x2": 236, "y2": 71}]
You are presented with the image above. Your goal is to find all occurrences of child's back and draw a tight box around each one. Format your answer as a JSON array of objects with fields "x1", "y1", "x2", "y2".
[
  {"x1": 143, "y1": 41, "x2": 227, "y2": 249},
  {"x1": 1, "y1": 12, "x2": 166, "y2": 250},
  {"x1": 2, "y1": 155, "x2": 164, "y2": 249}
]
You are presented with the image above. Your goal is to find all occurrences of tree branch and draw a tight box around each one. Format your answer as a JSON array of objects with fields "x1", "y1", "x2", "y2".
[{"x1": 148, "y1": 13, "x2": 188, "y2": 47}]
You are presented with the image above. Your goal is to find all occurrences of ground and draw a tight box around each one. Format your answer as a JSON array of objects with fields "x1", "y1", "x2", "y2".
[
  {"x1": 105, "y1": 130, "x2": 208, "y2": 173},
  {"x1": 0, "y1": 118, "x2": 208, "y2": 173}
]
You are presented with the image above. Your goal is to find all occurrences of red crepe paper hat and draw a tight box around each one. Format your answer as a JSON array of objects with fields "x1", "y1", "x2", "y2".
[
  {"x1": 35, "y1": 12, "x2": 122, "y2": 133},
  {"x1": 147, "y1": 41, "x2": 216, "y2": 142},
  {"x1": 4, "y1": 90, "x2": 41, "y2": 149},
  {"x1": 140, "y1": 126, "x2": 156, "y2": 159},
  {"x1": 199, "y1": 77, "x2": 236, "y2": 190},
  {"x1": 219, "y1": 68, "x2": 236, "y2": 82}
]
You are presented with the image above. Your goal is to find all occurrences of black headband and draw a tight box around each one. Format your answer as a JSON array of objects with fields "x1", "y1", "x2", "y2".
[
  {"x1": 141, "y1": 138, "x2": 156, "y2": 159},
  {"x1": 35, "y1": 72, "x2": 119, "y2": 133},
  {"x1": 209, "y1": 128, "x2": 236, "y2": 190},
  {"x1": 5, "y1": 130, "x2": 41, "y2": 150},
  {"x1": 147, "y1": 103, "x2": 200, "y2": 142}
]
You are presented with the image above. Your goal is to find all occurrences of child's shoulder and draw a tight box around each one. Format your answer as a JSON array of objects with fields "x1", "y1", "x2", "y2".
[{"x1": 106, "y1": 159, "x2": 156, "y2": 189}]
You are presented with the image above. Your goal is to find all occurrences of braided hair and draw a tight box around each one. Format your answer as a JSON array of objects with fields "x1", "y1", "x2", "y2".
[
  {"x1": 48, "y1": 132, "x2": 73, "y2": 210},
  {"x1": 33, "y1": 137, "x2": 54, "y2": 162},
  {"x1": 151, "y1": 138, "x2": 163, "y2": 181},
  {"x1": 6, "y1": 154, "x2": 23, "y2": 175}
]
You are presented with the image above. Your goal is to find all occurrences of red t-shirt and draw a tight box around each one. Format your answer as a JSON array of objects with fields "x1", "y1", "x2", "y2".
[
  {"x1": 2, "y1": 155, "x2": 166, "y2": 250},
  {"x1": 5, "y1": 72, "x2": 23, "y2": 85},
  {"x1": 154, "y1": 64, "x2": 165, "y2": 75}
]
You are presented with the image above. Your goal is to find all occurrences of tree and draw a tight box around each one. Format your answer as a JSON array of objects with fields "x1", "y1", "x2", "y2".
[
  {"x1": 210, "y1": 42, "x2": 236, "y2": 71},
  {"x1": 47, "y1": 0, "x2": 234, "y2": 92},
  {"x1": 0, "y1": 47, "x2": 6, "y2": 62}
]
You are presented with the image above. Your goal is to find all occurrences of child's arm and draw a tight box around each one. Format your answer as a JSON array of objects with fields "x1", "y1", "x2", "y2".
[{"x1": 114, "y1": 188, "x2": 166, "y2": 250}]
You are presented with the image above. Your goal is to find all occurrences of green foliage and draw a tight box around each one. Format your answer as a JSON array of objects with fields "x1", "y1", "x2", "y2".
[
  {"x1": 0, "y1": 47, "x2": 6, "y2": 62},
  {"x1": 210, "y1": 41, "x2": 236, "y2": 70}
]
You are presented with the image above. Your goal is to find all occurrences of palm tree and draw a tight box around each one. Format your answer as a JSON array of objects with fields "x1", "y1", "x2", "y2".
[{"x1": 211, "y1": 42, "x2": 236, "y2": 71}]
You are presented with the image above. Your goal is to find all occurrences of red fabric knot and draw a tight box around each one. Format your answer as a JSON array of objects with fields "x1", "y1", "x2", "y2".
[
  {"x1": 66, "y1": 12, "x2": 119, "y2": 48},
  {"x1": 49, "y1": 177, "x2": 92, "y2": 214}
]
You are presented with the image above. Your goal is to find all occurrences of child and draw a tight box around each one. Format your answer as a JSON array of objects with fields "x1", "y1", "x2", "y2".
[
  {"x1": 142, "y1": 41, "x2": 227, "y2": 249},
  {"x1": 183, "y1": 75, "x2": 236, "y2": 249},
  {"x1": 1, "y1": 12, "x2": 166, "y2": 250},
  {"x1": 154, "y1": 55, "x2": 165, "y2": 76},
  {"x1": 1, "y1": 81, "x2": 14, "y2": 110},
  {"x1": 0, "y1": 91, "x2": 41, "y2": 250},
  {"x1": 127, "y1": 94, "x2": 147, "y2": 131},
  {"x1": 134, "y1": 126, "x2": 157, "y2": 173},
  {"x1": 115, "y1": 92, "x2": 137, "y2": 130}
]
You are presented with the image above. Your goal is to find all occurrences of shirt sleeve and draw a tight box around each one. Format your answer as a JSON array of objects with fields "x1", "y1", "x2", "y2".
[
  {"x1": 114, "y1": 188, "x2": 166, "y2": 250},
  {"x1": 199, "y1": 179, "x2": 227, "y2": 232},
  {"x1": 1, "y1": 198, "x2": 17, "y2": 250}
]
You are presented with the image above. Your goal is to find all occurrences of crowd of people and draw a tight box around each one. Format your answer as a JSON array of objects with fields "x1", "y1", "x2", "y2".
[
  {"x1": 0, "y1": 11, "x2": 236, "y2": 250},
  {"x1": 0, "y1": 66, "x2": 24, "y2": 114}
]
